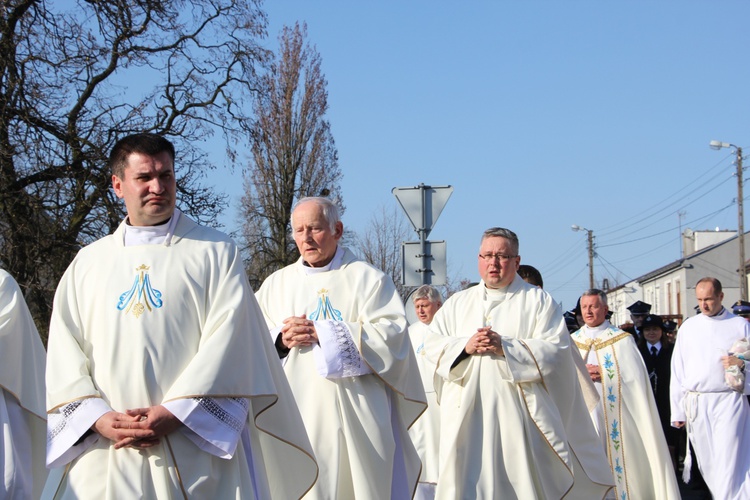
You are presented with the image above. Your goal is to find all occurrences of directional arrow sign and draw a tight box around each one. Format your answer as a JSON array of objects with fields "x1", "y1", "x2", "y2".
[{"x1": 392, "y1": 184, "x2": 453, "y2": 238}]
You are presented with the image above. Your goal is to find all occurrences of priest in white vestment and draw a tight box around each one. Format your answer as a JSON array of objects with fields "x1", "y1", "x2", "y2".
[
  {"x1": 571, "y1": 289, "x2": 680, "y2": 499},
  {"x1": 424, "y1": 227, "x2": 614, "y2": 499},
  {"x1": 0, "y1": 269, "x2": 48, "y2": 499},
  {"x1": 43, "y1": 134, "x2": 317, "y2": 499},
  {"x1": 408, "y1": 285, "x2": 442, "y2": 500},
  {"x1": 255, "y1": 197, "x2": 427, "y2": 500},
  {"x1": 671, "y1": 277, "x2": 750, "y2": 499}
]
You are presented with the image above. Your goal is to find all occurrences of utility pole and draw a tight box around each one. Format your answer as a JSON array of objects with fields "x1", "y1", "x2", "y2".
[
  {"x1": 571, "y1": 224, "x2": 595, "y2": 289},
  {"x1": 710, "y1": 140, "x2": 747, "y2": 301},
  {"x1": 587, "y1": 228, "x2": 595, "y2": 290},
  {"x1": 678, "y1": 211, "x2": 686, "y2": 259},
  {"x1": 737, "y1": 147, "x2": 746, "y2": 301}
]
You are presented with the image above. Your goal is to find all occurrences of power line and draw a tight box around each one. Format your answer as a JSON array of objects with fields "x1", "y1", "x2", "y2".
[
  {"x1": 548, "y1": 263, "x2": 589, "y2": 293},
  {"x1": 598, "y1": 200, "x2": 736, "y2": 248},
  {"x1": 597, "y1": 152, "x2": 734, "y2": 237},
  {"x1": 610, "y1": 236, "x2": 677, "y2": 264}
]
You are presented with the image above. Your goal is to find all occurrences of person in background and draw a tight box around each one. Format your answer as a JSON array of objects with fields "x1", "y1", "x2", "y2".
[
  {"x1": 637, "y1": 314, "x2": 679, "y2": 467},
  {"x1": 671, "y1": 277, "x2": 750, "y2": 498},
  {"x1": 732, "y1": 300, "x2": 750, "y2": 322},
  {"x1": 409, "y1": 285, "x2": 443, "y2": 500},
  {"x1": 663, "y1": 319, "x2": 678, "y2": 345},
  {"x1": 517, "y1": 264, "x2": 543, "y2": 288},
  {"x1": 623, "y1": 300, "x2": 651, "y2": 341},
  {"x1": 0, "y1": 269, "x2": 47, "y2": 498},
  {"x1": 572, "y1": 290, "x2": 680, "y2": 499}
]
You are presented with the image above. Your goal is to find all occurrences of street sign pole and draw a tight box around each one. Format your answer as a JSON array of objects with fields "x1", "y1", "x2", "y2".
[{"x1": 393, "y1": 183, "x2": 453, "y2": 285}]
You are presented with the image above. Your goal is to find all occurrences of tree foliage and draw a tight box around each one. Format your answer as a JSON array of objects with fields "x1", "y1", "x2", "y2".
[
  {"x1": 354, "y1": 204, "x2": 413, "y2": 301},
  {"x1": 240, "y1": 22, "x2": 343, "y2": 289},
  {"x1": 0, "y1": 0, "x2": 269, "y2": 338}
]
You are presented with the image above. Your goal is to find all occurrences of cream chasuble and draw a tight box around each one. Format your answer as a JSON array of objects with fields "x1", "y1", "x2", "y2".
[
  {"x1": 671, "y1": 309, "x2": 750, "y2": 499},
  {"x1": 0, "y1": 269, "x2": 48, "y2": 499},
  {"x1": 255, "y1": 247, "x2": 427, "y2": 500},
  {"x1": 571, "y1": 322, "x2": 680, "y2": 499},
  {"x1": 407, "y1": 321, "x2": 440, "y2": 496},
  {"x1": 44, "y1": 214, "x2": 317, "y2": 499},
  {"x1": 424, "y1": 276, "x2": 613, "y2": 499}
]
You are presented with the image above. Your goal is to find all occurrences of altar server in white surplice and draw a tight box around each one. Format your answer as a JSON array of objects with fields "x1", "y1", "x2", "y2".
[
  {"x1": 43, "y1": 133, "x2": 317, "y2": 499},
  {"x1": 571, "y1": 289, "x2": 680, "y2": 500},
  {"x1": 671, "y1": 277, "x2": 750, "y2": 499},
  {"x1": 255, "y1": 196, "x2": 427, "y2": 500},
  {"x1": 424, "y1": 227, "x2": 614, "y2": 500},
  {"x1": 0, "y1": 269, "x2": 47, "y2": 499},
  {"x1": 408, "y1": 285, "x2": 442, "y2": 500}
]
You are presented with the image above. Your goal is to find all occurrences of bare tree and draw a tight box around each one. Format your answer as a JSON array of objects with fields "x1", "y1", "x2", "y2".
[
  {"x1": 240, "y1": 22, "x2": 343, "y2": 289},
  {"x1": 354, "y1": 204, "x2": 413, "y2": 300},
  {"x1": 0, "y1": 0, "x2": 269, "y2": 338}
]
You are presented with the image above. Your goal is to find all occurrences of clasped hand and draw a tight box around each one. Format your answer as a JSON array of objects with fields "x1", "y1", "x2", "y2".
[
  {"x1": 465, "y1": 327, "x2": 503, "y2": 356},
  {"x1": 281, "y1": 314, "x2": 319, "y2": 348},
  {"x1": 93, "y1": 405, "x2": 182, "y2": 449}
]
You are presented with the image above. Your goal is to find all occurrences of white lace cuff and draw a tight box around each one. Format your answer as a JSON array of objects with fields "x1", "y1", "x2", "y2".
[
  {"x1": 46, "y1": 398, "x2": 110, "y2": 468},
  {"x1": 164, "y1": 397, "x2": 248, "y2": 459},
  {"x1": 313, "y1": 320, "x2": 372, "y2": 378}
]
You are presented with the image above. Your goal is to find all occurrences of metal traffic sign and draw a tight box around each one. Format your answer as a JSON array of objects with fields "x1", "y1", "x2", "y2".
[
  {"x1": 392, "y1": 184, "x2": 453, "y2": 238},
  {"x1": 401, "y1": 240, "x2": 447, "y2": 286}
]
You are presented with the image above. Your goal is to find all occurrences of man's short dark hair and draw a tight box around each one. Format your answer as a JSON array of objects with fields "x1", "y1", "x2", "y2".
[
  {"x1": 109, "y1": 133, "x2": 175, "y2": 178},
  {"x1": 518, "y1": 265, "x2": 543, "y2": 288},
  {"x1": 696, "y1": 277, "x2": 722, "y2": 295}
]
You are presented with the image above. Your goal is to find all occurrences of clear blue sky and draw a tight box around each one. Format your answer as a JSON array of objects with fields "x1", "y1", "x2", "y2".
[{"x1": 217, "y1": 1, "x2": 750, "y2": 311}]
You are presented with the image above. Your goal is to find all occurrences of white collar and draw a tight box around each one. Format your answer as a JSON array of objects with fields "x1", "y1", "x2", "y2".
[
  {"x1": 300, "y1": 246, "x2": 344, "y2": 275},
  {"x1": 123, "y1": 209, "x2": 180, "y2": 247},
  {"x1": 647, "y1": 341, "x2": 662, "y2": 351},
  {"x1": 582, "y1": 320, "x2": 611, "y2": 339}
]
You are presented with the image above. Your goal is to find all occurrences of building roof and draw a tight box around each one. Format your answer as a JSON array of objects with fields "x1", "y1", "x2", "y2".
[{"x1": 635, "y1": 231, "x2": 746, "y2": 284}]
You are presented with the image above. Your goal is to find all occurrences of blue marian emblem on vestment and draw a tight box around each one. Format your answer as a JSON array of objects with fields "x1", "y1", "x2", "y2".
[
  {"x1": 117, "y1": 264, "x2": 163, "y2": 318},
  {"x1": 309, "y1": 288, "x2": 342, "y2": 321}
]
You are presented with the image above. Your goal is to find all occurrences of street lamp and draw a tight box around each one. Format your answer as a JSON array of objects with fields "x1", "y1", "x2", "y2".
[
  {"x1": 710, "y1": 140, "x2": 746, "y2": 301},
  {"x1": 571, "y1": 224, "x2": 595, "y2": 289}
]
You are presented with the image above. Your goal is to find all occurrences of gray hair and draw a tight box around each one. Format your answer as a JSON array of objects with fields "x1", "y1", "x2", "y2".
[
  {"x1": 412, "y1": 285, "x2": 442, "y2": 304},
  {"x1": 581, "y1": 288, "x2": 608, "y2": 307},
  {"x1": 481, "y1": 227, "x2": 519, "y2": 255},
  {"x1": 291, "y1": 197, "x2": 341, "y2": 232}
]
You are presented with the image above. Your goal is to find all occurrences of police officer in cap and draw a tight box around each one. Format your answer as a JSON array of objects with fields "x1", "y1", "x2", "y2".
[
  {"x1": 637, "y1": 314, "x2": 678, "y2": 465},
  {"x1": 663, "y1": 319, "x2": 678, "y2": 344},
  {"x1": 732, "y1": 300, "x2": 750, "y2": 322},
  {"x1": 622, "y1": 300, "x2": 651, "y2": 340}
]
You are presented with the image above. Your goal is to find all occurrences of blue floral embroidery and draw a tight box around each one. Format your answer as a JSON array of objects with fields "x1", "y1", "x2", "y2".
[
  {"x1": 614, "y1": 457, "x2": 625, "y2": 489},
  {"x1": 607, "y1": 386, "x2": 617, "y2": 411},
  {"x1": 603, "y1": 352, "x2": 616, "y2": 380},
  {"x1": 607, "y1": 387, "x2": 616, "y2": 403},
  {"x1": 610, "y1": 420, "x2": 620, "y2": 440}
]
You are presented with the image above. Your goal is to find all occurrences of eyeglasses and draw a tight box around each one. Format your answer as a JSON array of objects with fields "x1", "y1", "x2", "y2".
[{"x1": 478, "y1": 253, "x2": 517, "y2": 262}]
